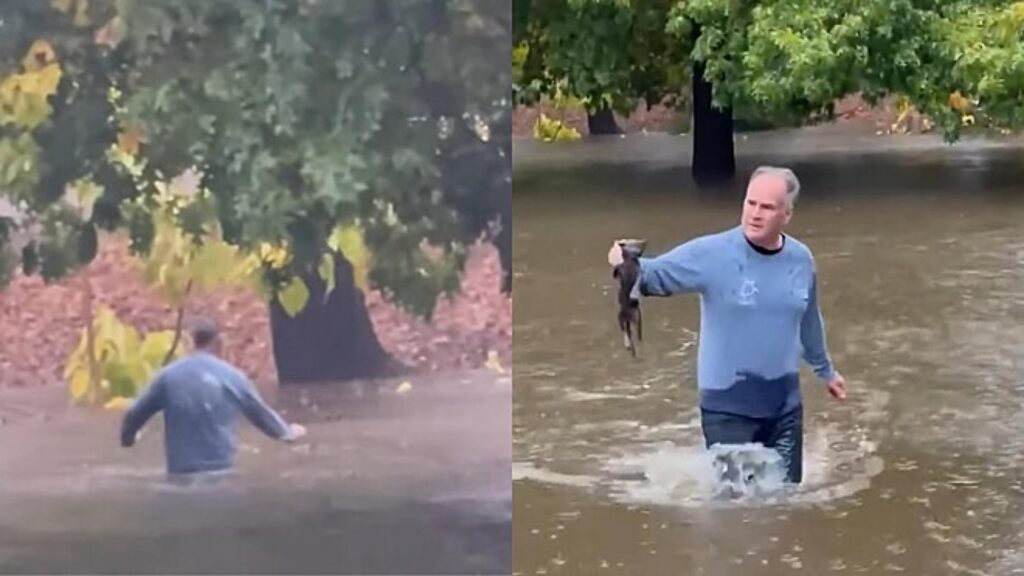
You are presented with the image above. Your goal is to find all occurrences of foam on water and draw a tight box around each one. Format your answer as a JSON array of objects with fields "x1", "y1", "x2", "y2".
[
  {"x1": 512, "y1": 461, "x2": 602, "y2": 488},
  {"x1": 602, "y1": 435, "x2": 884, "y2": 509},
  {"x1": 513, "y1": 384, "x2": 890, "y2": 510},
  {"x1": 604, "y1": 442, "x2": 793, "y2": 507}
]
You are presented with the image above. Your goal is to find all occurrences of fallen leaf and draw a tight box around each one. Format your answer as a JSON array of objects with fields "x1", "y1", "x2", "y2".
[
  {"x1": 485, "y1": 349, "x2": 505, "y2": 374},
  {"x1": 103, "y1": 396, "x2": 132, "y2": 411},
  {"x1": 0, "y1": 236, "x2": 509, "y2": 390}
]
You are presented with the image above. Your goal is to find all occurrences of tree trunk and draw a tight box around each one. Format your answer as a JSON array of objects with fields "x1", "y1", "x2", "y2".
[
  {"x1": 269, "y1": 253, "x2": 404, "y2": 384},
  {"x1": 587, "y1": 106, "x2": 623, "y2": 135},
  {"x1": 691, "y1": 58, "x2": 736, "y2": 185}
]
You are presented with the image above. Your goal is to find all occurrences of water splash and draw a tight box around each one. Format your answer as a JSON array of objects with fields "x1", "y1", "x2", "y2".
[
  {"x1": 604, "y1": 442, "x2": 793, "y2": 507},
  {"x1": 596, "y1": 404, "x2": 885, "y2": 509}
]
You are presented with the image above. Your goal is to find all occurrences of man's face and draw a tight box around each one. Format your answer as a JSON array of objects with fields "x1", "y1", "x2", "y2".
[{"x1": 741, "y1": 175, "x2": 792, "y2": 245}]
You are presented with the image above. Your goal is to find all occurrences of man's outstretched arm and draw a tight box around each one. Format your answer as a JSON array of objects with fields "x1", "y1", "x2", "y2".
[
  {"x1": 121, "y1": 376, "x2": 165, "y2": 447},
  {"x1": 227, "y1": 370, "x2": 301, "y2": 441},
  {"x1": 634, "y1": 238, "x2": 709, "y2": 297}
]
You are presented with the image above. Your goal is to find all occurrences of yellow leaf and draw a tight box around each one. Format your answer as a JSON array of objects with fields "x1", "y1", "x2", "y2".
[
  {"x1": 69, "y1": 368, "x2": 91, "y2": 401},
  {"x1": 155, "y1": 263, "x2": 169, "y2": 286},
  {"x1": 122, "y1": 325, "x2": 141, "y2": 360},
  {"x1": 191, "y1": 242, "x2": 243, "y2": 289},
  {"x1": 121, "y1": 361, "x2": 149, "y2": 395},
  {"x1": 328, "y1": 225, "x2": 371, "y2": 292},
  {"x1": 104, "y1": 396, "x2": 132, "y2": 411},
  {"x1": 258, "y1": 242, "x2": 291, "y2": 269},
  {"x1": 949, "y1": 90, "x2": 970, "y2": 112},
  {"x1": 24, "y1": 63, "x2": 62, "y2": 95},
  {"x1": 154, "y1": 181, "x2": 171, "y2": 202},
  {"x1": 396, "y1": 381, "x2": 413, "y2": 394},
  {"x1": 140, "y1": 330, "x2": 177, "y2": 367},
  {"x1": 64, "y1": 305, "x2": 175, "y2": 406},
  {"x1": 319, "y1": 253, "x2": 336, "y2": 302},
  {"x1": 21, "y1": 40, "x2": 57, "y2": 72},
  {"x1": 532, "y1": 113, "x2": 581, "y2": 142},
  {"x1": 117, "y1": 128, "x2": 141, "y2": 156},
  {"x1": 0, "y1": 60, "x2": 62, "y2": 129},
  {"x1": 485, "y1": 350, "x2": 505, "y2": 375},
  {"x1": 278, "y1": 276, "x2": 310, "y2": 317}
]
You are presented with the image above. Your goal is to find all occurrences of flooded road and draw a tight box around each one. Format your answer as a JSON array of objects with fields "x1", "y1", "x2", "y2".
[
  {"x1": 512, "y1": 132, "x2": 1024, "y2": 575},
  {"x1": 0, "y1": 370, "x2": 511, "y2": 574}
]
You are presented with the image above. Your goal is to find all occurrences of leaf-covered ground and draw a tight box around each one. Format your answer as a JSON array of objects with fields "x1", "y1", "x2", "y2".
[
  {"x1": 0, "y1": 234, "x2": 511, "y2": 390},
  {"x1": 512, "y1": 94, "x2": 926, "y2": 137}
]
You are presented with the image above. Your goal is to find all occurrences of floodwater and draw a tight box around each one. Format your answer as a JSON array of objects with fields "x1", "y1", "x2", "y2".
[
  {"x1": 0, "y1": 370, "x2": 511, "y2": 574},
  {"x1": 512, "y1": 131, "x2": 1024, "y2": 575}
]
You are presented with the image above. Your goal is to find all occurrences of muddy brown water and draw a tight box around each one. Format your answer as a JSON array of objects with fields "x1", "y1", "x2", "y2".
[
  {"x1": 0, "y1": 370, "x2": 511, "y2": 574},
  {"x1": 512, "y1": 132, "x2": 1024, "y2": 575}
]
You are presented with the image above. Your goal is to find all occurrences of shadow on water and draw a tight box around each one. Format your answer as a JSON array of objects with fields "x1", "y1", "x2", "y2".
[
  {"x1": 0, "y1": 370, "x2": 511, "y2": 574},
  {"x1": 512, "y1": 132, "x2": 1024, "y2": 575}
]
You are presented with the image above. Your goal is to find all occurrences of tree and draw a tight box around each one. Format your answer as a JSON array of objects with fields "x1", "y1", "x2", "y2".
[
  {"x1": 665, "y1": 0, "x2": 925, "y2": 182},
  {"x1": 0, "y1": 0, "x2": 511, "y2": 383},
  {"x1": 513, "y1": 0, "x2": 688, "y2": 136},
  {"x1": 516, "y1": 0, "x2": 1016, "y2": 184}
]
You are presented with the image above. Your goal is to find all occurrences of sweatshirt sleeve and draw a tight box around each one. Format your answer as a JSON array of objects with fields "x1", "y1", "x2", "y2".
[
  {"x1": 637, "y1": 237, "x2": 707, "y2": 297},
  {"x1": 225, "y1": 367, "x2": 293, "y2": 440},
  {"x1": 800, "y1": 268, "x2": 837, "y2": 382},
  {"x1": 121, "y1": 374, "x2": 165, "y2": 447}
]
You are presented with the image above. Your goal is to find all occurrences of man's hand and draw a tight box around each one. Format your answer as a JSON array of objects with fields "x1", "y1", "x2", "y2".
[
  {"x1": 285, "y1": 423, "x2": 307, "y2": 442},
  {"x1": 608, "y1": 241, "x2": 624, "y2": 267},
  {"x1": 826, "y1": 372, "x2": 847, "y2": 400}
]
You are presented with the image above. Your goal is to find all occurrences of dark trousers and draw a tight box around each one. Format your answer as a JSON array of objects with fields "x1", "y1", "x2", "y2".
[{"x1": 700, "y1": 405, "x2": 804, "y2": 484}]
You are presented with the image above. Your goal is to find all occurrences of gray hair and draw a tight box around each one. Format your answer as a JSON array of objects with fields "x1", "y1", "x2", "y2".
[{"x1": 749, "y1": 165, "x2": 801, "y2": 207}]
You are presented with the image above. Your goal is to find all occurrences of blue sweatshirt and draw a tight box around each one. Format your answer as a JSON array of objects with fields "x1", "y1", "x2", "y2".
[
  {"x1": 120, "y1": 352, "x2": 294, "y2": 475},
  {"x1": 638, "y1": 226, "x2": 835, "y2": 418}
]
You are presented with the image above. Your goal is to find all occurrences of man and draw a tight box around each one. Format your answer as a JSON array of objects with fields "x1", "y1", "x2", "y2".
[
  {"x1": 607, "y1": 165, "x2": 847, "y2": 484},
  {"x1": 120, "y1": 319, "x2": 306, "y2": 476}
]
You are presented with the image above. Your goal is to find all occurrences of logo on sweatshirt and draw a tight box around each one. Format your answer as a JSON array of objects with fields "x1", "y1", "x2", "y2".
[{"x1": 738, "y1": 278, "x2": 759, "y2": 306}]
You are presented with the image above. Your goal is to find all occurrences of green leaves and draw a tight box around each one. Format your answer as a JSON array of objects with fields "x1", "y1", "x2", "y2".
[
  {"x1": 137, "y1": 195, "x2": 255, "y2": 307},
  {"x1": 0, "y1": 133, "x2": 40, "y2": 196},
  {"x1": 520, "y1": 0, "x2": 1024, "y2": 142},
  {"x1": 931, "y1": 2, "x2": 1024, "y2": 137},
  {"x1": 299, "y1": 135, "x2": 368, "y2": 210},
  {"x1": 2, "y1": 0, "x2": 510, "y2": 323},
  {"x1": 519, "y1": 0, "x2": 675, "y2": 114}
]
